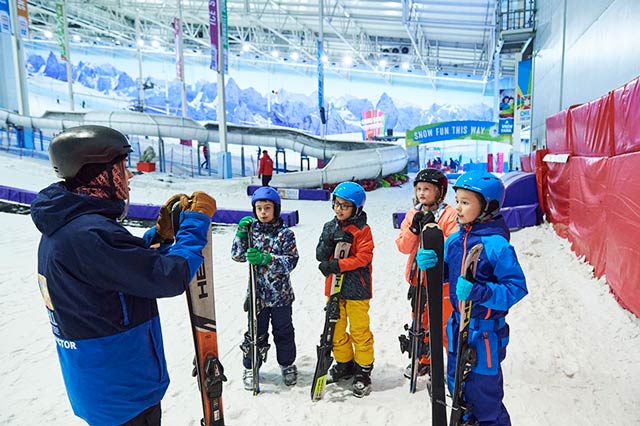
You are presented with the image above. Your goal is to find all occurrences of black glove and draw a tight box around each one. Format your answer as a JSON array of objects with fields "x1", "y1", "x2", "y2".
[
  {"x1": 331, "y1": 229, "x2": 353, "y2": 244},
  {"x1": 319, "y1": 259, "x2": 340, "y2": 277},
  {"x1": 409, "y1": 211, "x2": 436, "y2": 234},
  {"x1": 409, "y1": 211, "x2": 425, "y2": 235}
]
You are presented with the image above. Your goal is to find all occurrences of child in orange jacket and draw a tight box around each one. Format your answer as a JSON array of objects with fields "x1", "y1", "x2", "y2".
[
  {"x1": 395, "y1": 168, "x2": 458, "y2": 379},
  {"x1": 316, "y1": 182, "x2": 375, "y2": 398}
]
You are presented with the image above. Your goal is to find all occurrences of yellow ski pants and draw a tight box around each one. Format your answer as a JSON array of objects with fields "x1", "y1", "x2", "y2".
[{"x1": 332, "y1": 299, "x2": 374, "y2": 366}]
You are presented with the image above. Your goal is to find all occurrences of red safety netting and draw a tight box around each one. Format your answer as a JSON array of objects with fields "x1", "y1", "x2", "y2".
[
  {"x1": 569, "y1": 95, "x2": 614, "y2": 157},
  {"x1": 567, "y1": 156, "x2": 609, "y2": 278},
  {"x1": 544, "y1": 161, "x2": 571, "y2": 238},
  {"x1": 612, "y1": 76, "x2": 640, "y2": 155},
  {"x1": 543, "y1": 75, "x2": 640, "y2": 317},
  {"x1": 546, "y1": 109, "x2": 571, "y2": 153},
  {"x1": 534, "y1": 149, "x2": 549, "y2": 214},
  {"x1": 604, "y1": 152, "x2": 640, "y2": 315}
]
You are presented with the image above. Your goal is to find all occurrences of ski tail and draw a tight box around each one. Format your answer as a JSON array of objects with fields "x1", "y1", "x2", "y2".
[
  {"x1": 171, "y1": 201, "x2": 226, "y2": 426},
  {"x1": 449, "y1": 243, "x2": 483, "y2": 426},
  {"x1": 310, "y1": 241, "x2": 351, "y2": 401}
]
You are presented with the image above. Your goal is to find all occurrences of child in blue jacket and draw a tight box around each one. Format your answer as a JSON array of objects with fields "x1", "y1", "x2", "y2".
[
  {"x1": 231, "y1": 186, "x2": 299, "y2": 389},
  {"x1": 417, "y1": 170, "x2": 527, "y2": 426}
]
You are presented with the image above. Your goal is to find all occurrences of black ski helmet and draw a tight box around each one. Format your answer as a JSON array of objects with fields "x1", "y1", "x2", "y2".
[
  {"x1": 414, "y1": 168, "x2": 448, "y2": 203},
  {"x1": 49, "y1": 125, "x2": 132, "y2": 179}
]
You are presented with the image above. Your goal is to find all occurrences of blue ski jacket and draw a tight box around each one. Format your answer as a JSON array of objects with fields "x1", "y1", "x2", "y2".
[
  {"x1": 444, "y1": 216, "x2": 527, "y2": 321},
  {"x1": 231, "y1": 217, "x2": 299, "y2": 307},
  {"x1": 31, "y1": 182, "x2": 210, "y2": 426}
]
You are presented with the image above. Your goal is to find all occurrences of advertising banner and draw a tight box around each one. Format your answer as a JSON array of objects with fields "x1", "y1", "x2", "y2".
[
  {"x1": 0, "y1": 0, "x2": 9, "y2": 34},
  {"x1": 517, "y1": 59, "x2": 533, "y2": 123},
  {"x1": 173, "y1": 17, "x2": 183, "y2": 80},
  {"x1": 55, "y1": 2, "x2": 67, "y2": 61},
  {"x1": 361, "y1": 109, "x2": 385, "y2": 140},
  {"x1": 16, "y1": 0, "x2": 27, "y2": 37},
  {"x1": 499, "y1": 88, "x2": 515, "y2": 118},
  {"x1": 406, "y1": 120, "x2": 496, "y2": 146},
  {"x1": 208, "y1": 0, "x2": 219, "y2": 72}
]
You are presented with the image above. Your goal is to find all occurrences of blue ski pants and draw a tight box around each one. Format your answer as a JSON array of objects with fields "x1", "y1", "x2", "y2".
[
  {"x1": 446, "y1": 314, "x2": 512, "y2": 426},
  {"x1": 243, "y1": 305, "x2": 296, "y2": 369}
]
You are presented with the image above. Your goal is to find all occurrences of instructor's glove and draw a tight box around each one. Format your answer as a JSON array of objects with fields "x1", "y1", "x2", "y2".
[
  {"x1": 156, "y1": 193, "x2": 189, "y2": 242},
  {"x1": 236, "y1": 216, "x2": 255, "y2": 238},
  {"x1": 184, "y1": 191, "x2": 217, "y2": 218},
  {"x1": 156, "y1": 194, "x2": 188, "y2": 242},
  {"x1": 247, "y1": 247, "x2": 272, "y2": 265},
  {"x1": 416, "y1": 249, "x2": 438, "y2": 270},
  {"x1": 318, "y1": 259, "x2": 340, "y2": 277},
  {"x1": 456, "y1": 276, "x2": 474, "y2": 301}
]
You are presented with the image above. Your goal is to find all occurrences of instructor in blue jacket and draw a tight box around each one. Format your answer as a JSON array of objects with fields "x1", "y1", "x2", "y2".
[{"x1": 31, "y1": 125, "x2": 216, "y2": 426}]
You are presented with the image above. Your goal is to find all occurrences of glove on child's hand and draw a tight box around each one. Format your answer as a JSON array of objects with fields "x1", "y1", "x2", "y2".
[
  {"x1": 247, "y1": 247, "x2": 272, "y2": 265},
  {"x1": 331, "y1": 229, "x2": 354, "y2": 244},
  {"x1": 409, "y1": 211, "x2": 425, "y2": 235},
  {"x1": 416, "y1": 248, "x2": 438, "y2": 270},
  {"x1": 456, "y1": 275, "x2": 474, "y2": 301},
  {"x1": 318, "y1": 259, "x2": 340, "y2": 277},
  {"x1": 236, "y1": 216, "x2": 255, "y2": 238}
]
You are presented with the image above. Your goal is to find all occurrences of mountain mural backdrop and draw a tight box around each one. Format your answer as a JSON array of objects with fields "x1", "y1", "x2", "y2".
[{"x1": 27, "y1": 51, "x2": 494, "y2": 136}]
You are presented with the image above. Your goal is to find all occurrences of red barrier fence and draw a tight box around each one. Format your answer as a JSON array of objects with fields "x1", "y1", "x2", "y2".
[{"x1": 542, "y1": 75, "x2": 640, "y2": 317}]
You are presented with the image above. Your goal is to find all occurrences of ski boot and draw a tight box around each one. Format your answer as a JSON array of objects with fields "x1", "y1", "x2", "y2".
[
  {"x1": 328, "y1": 360, "x2": 355, "y2": 383},
  {"x1": 352, "y1": 363, "x2": 373, "y2": 398},
  {"x1": 403, "y1": 362, "x2": 431, "y2": 379},
  {"x1": 281, "y1": 364, "x2": 298, "y2": 386},
  {"x1": 242, "y1": 368, "x2": 256, "y2": 391}
]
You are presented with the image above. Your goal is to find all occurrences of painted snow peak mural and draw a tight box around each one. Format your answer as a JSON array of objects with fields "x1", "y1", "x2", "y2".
[{"x1": 25, "y1": 51, "x2": 493, "y2": 136}]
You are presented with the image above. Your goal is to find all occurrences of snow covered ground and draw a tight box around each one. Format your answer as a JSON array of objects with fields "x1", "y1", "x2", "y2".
[{"x1": 0, "y1": 151, "x2": 638, "y2": 425}]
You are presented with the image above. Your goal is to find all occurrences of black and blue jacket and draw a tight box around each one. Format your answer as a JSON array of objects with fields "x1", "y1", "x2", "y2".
[
  {"x1": 31, "y1": 182, "x2": 210, "y2": 426},
  {"x1": 444, "y1": 216, "x2": 528, "y2": 322}
]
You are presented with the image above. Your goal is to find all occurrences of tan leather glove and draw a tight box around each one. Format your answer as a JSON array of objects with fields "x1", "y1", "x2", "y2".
[
  {"x1": 184, "y1": 191, "x2": 217, "y2": 218},
  {"x1": 156, "y1": 193, "x2": 189, "y2": 241}
]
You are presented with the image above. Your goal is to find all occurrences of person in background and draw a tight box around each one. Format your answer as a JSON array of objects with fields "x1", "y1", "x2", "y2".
[
  {"x1": 417, "y1": 170, "x2": 528, "y2": 426},
  {"x1": 316, "y1": 181, "x2": 375, "y2": 398},
  {"x1": 395, "y1": 168, "x2": 458, "y2": 380},
  {"x1": 231, "y1": 186, "x2": 299, "y2": 389},
  {"x1": 258, "y1": 149, "x2": 274, "y2": 186},
  {"x1": 31, "y1": 125, "x2": 216, "y2": 426},
  {"x1": 201, "y1": 145, "x2": 210, "y2": 170}
]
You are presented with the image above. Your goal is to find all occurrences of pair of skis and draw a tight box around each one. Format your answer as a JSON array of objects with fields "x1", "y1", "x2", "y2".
[
  {"x1": 398, "y1": 214, "x2": 447, "y2": 425},
  {"x1": 310, "y1": 241, "x2": 352, "y2": 401},
  {"x1": 400, "y1": 213, "x2": 484, "y2": 426},
  {"x1": 171, "y1": 203, "x2": 225, "y2": 426},
  {"x1": 449, "y1": 243, "x2": 483, "y2": 426}
]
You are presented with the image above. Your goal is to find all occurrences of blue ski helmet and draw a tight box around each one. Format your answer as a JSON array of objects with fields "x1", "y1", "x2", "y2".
[
  {"x1": 452, "y1": 170, "x2": 505, "y2": 221},
  {"x1": 251, "y1": 186, "x2": 281, "y2": 218},
  {"x1": 332, "y1": 181, "x2": 366, "y2": 217}
]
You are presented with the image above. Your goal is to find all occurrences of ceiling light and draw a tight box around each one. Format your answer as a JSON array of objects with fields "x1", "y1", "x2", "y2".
[
  {"x1": 151, "y1": 40, "x2": 160, "y2": 48},
  {"x1": 72, "y1": 34, "x2": 81, "y2": 42},
  {"x1": 136, "y1": 39, "x2": 144, "y2": 48},
  {"x1": 43, "y1": 30, "x2": 53, "y2": 39},
  {"x1": 342, "y1": 56, "x2": 352, "y2": 66},
  {"x1": 290, "y1": 52, "x2": 299, "y2": 60},
  {"x1": 271, "y1": 50, "x2": 279, "y2": 58},
  {"x1": 401, "y1": 62, "x2": 410, "y2": 70},
  {"x1": 321, "y1": 54, "x2": 328, "y2": 63},
  {"x1": 242, "y1": 43, "x2": 251, "y2": 52},
  {"x1": 379, "y1": 59, "x2": 387, "y2": 68}
]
